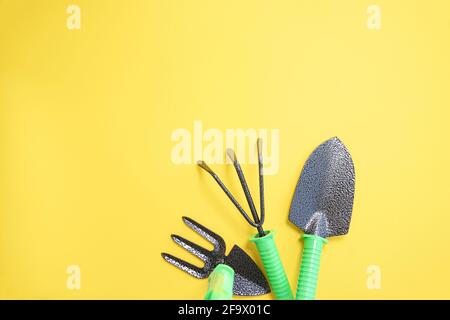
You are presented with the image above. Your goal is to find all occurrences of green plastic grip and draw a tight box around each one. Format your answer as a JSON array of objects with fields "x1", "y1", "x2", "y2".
[
  {"x1": 296, "y1": 234, "x2": 328, "y2": 300},
  {"x1": 204, "y1": 264, "x2": 234, "y2": 300},
  {"x1": 250, "y1": 230, "x2": 293, "y2": 300}
]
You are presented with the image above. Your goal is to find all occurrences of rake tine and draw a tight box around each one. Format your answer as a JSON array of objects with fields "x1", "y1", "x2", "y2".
[
  {"x1": 226, "y1": 148, "x2": 265, "y2": 237},
  {"x1": 171, "y1": 234, "x2": 210, "y2": 262},
  {"x1": 257, "y1": 138, "x2": 265, "y2": 226},
  {"x1": 196, "y1": 161, "x2": 261, "y2": 228},
  {"x1": 182, "y1": 216, "x2": 226, "y2": 256},
  {"x1": 161, "y1": 253, "x2": 207, "y2": 279}
]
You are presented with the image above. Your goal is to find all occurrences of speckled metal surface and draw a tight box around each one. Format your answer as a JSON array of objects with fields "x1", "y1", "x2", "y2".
[
  {"x1": 289, "y1": 137, "x2": 355, "y2": 238},
  {"x1": 224, "y1": 245, "x2": 270, "y2": 296},
  {"x1": 162, "y1": 216, "x2": 270, "y2": 296}
]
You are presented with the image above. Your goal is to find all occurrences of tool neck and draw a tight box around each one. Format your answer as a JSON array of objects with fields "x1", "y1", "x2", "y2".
[{"x1": 255, "y1": 226, "x2": 266, "y2": 238}]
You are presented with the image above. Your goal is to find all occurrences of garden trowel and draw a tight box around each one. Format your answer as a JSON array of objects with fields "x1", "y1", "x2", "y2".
[{"x1": 289, "y1": 137, "x2": 355, "y2": 300}]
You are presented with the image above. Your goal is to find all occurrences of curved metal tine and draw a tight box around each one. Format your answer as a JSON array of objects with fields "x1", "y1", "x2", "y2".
[
  {"x1": 226, "y1": 148, "x2": 265, "y2": 237},
  {"x1": 257, "y1": 138, "x2": 265, "y2": 226},
  {"x1": 182, "y1": 216, "x2": 226, "y2": 256},
  {"x1": 171, "y1": 234, "x2": 211, "y2": 262},
  {"x1": 196, "y1": 161, "x2": 260, "y2": 228},
  {"x1": 161, "y1": 252, "x2": 207, "y2": 279}
]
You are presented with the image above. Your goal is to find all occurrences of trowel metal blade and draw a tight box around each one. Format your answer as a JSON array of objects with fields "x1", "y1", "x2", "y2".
[
  {"x1": 225, "y1": 245, "x2": 271, "y2": 296},
  {"x1": 289, "y1": 137, "x2": 355, "y2": 238}
]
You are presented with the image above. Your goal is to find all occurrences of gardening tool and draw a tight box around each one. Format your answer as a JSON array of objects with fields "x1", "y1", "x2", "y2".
[
  {"x1": 197, "y1": 139, "x2": 293, "y2": 300},
  {"x1": 289, "y1": 137, "x2": 355, "y2": 300},
  {"x1": 161, "y1": 216, "x2": 270, "y2": 297}
]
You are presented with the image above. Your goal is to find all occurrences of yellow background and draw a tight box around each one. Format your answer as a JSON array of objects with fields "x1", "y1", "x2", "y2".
[{"x1": 1, "y1": 0, "x2": 449, "y2": 299}]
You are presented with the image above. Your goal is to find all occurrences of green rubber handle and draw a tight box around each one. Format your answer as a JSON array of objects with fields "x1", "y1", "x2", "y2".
[
  {"x1": 295, "y1": 234, "x2": 328, "y2": 300},
  {"x1": 204, "y1": 264, "x2": 234, "y2": 300},
  {"x1": 250, "y1": 230, "x2": 293, "y2": 300}
]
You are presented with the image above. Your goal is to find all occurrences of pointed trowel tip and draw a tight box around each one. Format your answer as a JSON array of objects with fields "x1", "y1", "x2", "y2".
[
  {"x1": 327, "y1": 136, "x2": 343, "y2": 145},
  {"x1": 330, "y1": 136, "x2": 340, "y2": 142},
  {"x1": 324, "y1": 136, "x2": 352, "y2": 155}
]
